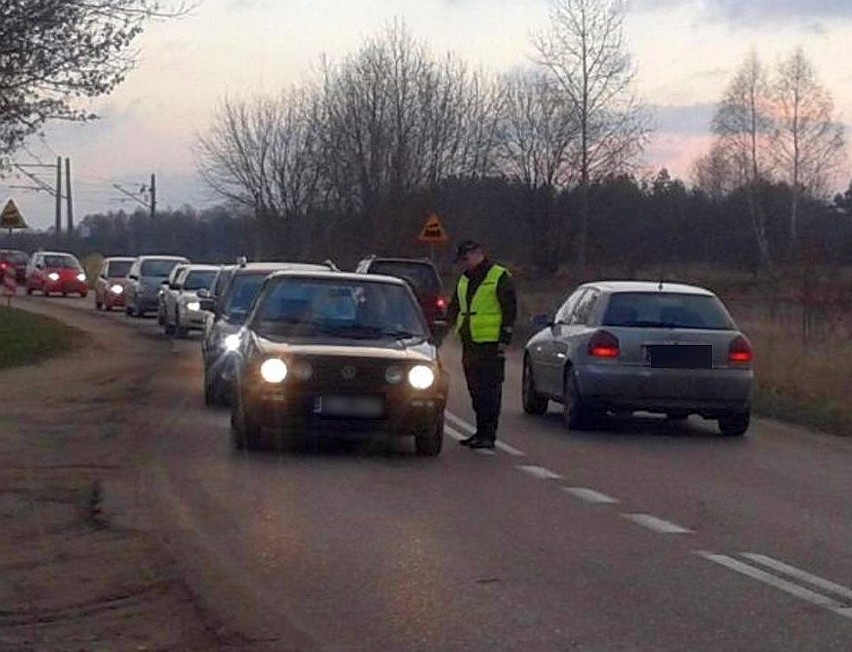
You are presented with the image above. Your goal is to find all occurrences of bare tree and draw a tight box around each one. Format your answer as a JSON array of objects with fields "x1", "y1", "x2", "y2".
[
  {"x1": 532, "y1": 0, "x2": 651, "y2": 271},
  {"x1": 0, "y1": 0, "x2": 192, "y2": 156},
  {"x1": 771, "y1": 47, "x2": 846, "y2": 256},
  {"x1": 692, "y1": 142, "x2": 738, "y2": 201},
  {"x1": 495, "y1": 71, "x2": 579, "y2": 269},
  {"x1": 711, "y1": 51, "x2": 774, "y2": 269},
  {"x1": 196, "y1": 91, "x2": 320, "y2": 257}
]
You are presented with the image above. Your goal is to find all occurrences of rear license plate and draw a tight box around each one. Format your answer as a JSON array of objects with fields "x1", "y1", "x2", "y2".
[
  {"x1": 647, "y1": 345, "x2": 712, "y2": 369},
  {"x1": 314, "y1": 395, "x2": 385, "y2": 418}
]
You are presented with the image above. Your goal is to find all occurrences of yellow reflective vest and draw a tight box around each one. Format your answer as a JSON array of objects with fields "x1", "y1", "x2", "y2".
[{"x1": 454, "y1": 265, "x2": 509, "y2": 343}]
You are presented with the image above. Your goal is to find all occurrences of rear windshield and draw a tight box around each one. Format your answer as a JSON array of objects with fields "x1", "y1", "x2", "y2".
[
  {"x1": 222, "y1": 273, "x2": 267, "y2": 319},
  {"x1": 184, "y1": 270, "x2": 217, "y2": 291},
  {"x1": 367, "y1": 261, "x2": 440, "y2": 294},
  {"x1": 140, "y1": 259, "x2": 183, "y2": 277},
  {"x1": 602, "y1": 292, "x2": 735, "y2": 330},
  {"x1": 106, "y1": 260, "x2": 132, "y2": 277},
  {"x1": 0, "y1": 251, "x2": 28, "y2": 264},
  {"x1": 43, "y1": 255, "x2": 80, "y2": 269}
]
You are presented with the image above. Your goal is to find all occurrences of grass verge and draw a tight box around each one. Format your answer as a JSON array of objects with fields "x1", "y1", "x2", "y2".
[{"x1": 0, "y1": 305, "x2": 83, "y2": 369}]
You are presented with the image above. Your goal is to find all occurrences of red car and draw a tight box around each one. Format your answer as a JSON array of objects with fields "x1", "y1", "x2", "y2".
[
  {"x1": 94, "y1": 256, "x2": 135, "y2": 310},
  {"x1": 25, "y1": 251, "x2": 88, "y2": 297},
  {"x1": 0, "y1": 249, "x2": 29, "y2": 283}
]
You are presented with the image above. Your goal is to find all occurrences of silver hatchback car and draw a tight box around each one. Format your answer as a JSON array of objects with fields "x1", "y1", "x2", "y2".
[{"x1": 523, "y1": 281, "x2": 754, "y2": 436}]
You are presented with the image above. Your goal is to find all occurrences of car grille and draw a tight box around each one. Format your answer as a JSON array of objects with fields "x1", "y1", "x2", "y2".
[{"x1": 304, "y1": 356, "x2": 392, "y2": 391}]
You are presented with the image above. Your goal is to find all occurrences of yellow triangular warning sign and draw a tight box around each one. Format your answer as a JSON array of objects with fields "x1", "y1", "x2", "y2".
[
  {"x1": 0, "y1": 199, "x2": 28, "y2": 230},
  {"x1": 417, "y1": 213, "x2": 449, "y2": 244}
]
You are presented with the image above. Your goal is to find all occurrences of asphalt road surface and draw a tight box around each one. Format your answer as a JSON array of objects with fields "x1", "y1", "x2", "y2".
[{"x1": 15, "y1": 295, "x2": 852, "y2": 651}]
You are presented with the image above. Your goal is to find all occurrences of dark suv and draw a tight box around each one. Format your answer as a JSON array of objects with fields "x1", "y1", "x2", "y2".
[{"x1": 355, "y1": 256, "x2": 448, "y2": 338}]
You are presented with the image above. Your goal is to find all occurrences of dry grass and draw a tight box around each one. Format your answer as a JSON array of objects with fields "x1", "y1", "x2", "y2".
[{"x1": 500, "y1": 264, "x2": 852, "y2": 438}]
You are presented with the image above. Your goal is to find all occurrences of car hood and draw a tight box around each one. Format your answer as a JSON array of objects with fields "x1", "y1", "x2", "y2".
[{"x1": 254, "y1": 334, "x2": 436, "y2": 364}]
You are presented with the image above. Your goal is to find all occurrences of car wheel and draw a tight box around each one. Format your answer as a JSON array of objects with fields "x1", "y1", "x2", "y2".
[
  {"x1": 132, "y1": 300, "x2": 143, "y2": 318},
  {"x1": 718, "y1": 411, "x2": 750, "y2": 437},
  {"x1": 175, "y1": 311, "x2": 187, "y2": 338},
  {"x1": 164, "y1": 320, "x2": 175, "y2": 335},
  {"x1": 231, "y1": 388, "x2": 261, "y2": 450},
  {"x1": 125, "y1": 304, "x2": 132, "y2": 316},
  {"x1": 26, "y1": 287, "x2": 33, "y2": 296},
  {"x1": 562, "y1": 369, "x2": 597, "y2": 431},
  {"x1": 80, "y1": 291, "x2": 87, "y2": 298},
  {"x1": 415, "y1": 415, "x2": 444, "y2": 457},
  {"x1": 522, "y1": 356, "x2": 549, "y2": 415},
  {"x1": 95, "y1": 296, "x2": 103, "y2": 310}
]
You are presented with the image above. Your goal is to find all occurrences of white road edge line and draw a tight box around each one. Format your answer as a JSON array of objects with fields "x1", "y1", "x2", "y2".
[
  {"x1": 696, "y1": 552, "x2": 852, "y2": 619},
  {"x1": 516, "y1": 465, "x2": 563, "y2": 480},
  {"x1": 444, "y1": 425, "x2": 467, "y2": 442},
  {"x1": 445, "y1": 411, "x2": 526, "y2": 456},
  {"x1": 740, "y1": 553, "x2": 852, "y2": 602},
  {"x1": 445, "y1": 411, "x2": 475, "y2": 433},
  {"x1": 623, "y1": 513, "x2": 693, "y2": 534},
  {"x1": 561, "y1": 487, "x2": 619, "y2": 504}
]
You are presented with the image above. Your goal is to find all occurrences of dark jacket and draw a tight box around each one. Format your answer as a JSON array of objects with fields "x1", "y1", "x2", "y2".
[{"x1": 447, "y1": 259, "x2": 517, "y2": 353}]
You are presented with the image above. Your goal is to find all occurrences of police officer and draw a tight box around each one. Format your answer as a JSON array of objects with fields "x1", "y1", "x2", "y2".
[{"x1": 447, "y1": 240, "x2": 517, "y2": 450}]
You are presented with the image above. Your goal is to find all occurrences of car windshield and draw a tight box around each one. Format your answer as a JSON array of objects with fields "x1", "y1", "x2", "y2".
[
  {"x1": 252, "y1": 277, "x2": 428, "y2": 339},
  {"x1": 602, "y1": 292, "x2": 736, "y2": 330},
  {"x1": 106, "y1": 260, "x2": 132, "y2": 277},
  {"x1": 43, "y1": 255, "x2": 80, "y2": 269},
  {"x1": 367, "y1": 261, "x2": 440, "y2": 294},
  {"x1": 183, "y1": 270, "x2": 217, "y2": 291},
  {"x1": 140, "y1": 259, "x2": 183, "y2": 277},
  {"x1": 221, "y1": 273, "x2": 267, "y2": 320}
]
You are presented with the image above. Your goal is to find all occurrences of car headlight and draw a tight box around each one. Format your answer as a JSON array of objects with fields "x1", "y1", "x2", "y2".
[
  {"x1": 385, "y1": 366, "x2": 404, "y2": 385},
  {"x1": 408, "y1": 365, "x2": 435, "y2": 390},
  {"x1": 260, "y1": 358, "x2": 288, "y2": 384},
  {"x1": 186, "y1": 301, "x2": 201, "y2": 312},
  {"x1": 223, "y1": 333, "x2": 241, "y2": 352},
  {"x1": 48, "y1": 272, "x2": 60, "y2": 281},
  {"x1": 110, "y1": 284, "x2": 123, "y2": 294},
  {"x1": 77, "y1": 273, "x2": 86, "y2": 282}
]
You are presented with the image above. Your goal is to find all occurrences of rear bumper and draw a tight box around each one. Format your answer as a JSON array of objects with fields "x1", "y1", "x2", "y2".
[{"x1": 576, "y1": 363, "x2": 753, "y2": 415}]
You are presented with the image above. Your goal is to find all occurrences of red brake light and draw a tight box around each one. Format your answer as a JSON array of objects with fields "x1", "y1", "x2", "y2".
[
  {"x1": 588, "y1": 330, "x2": 620, "y2": 358},
  {"x1": 436, "y1": 297, "x2": 447, "y2": 310},
  {"x1": 728, "y1": 335, "x2": 753, "y2": 364}
]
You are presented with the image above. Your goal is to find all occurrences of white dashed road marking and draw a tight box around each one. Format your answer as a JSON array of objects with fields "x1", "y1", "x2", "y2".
[
  {"x1": 697, "y1": 552, "x2": 852, "y2": 620},
  {"x1": 623, "y1": 513, "x2": 693, "y2": 534},
  {"x1": 445, "y1": 411, "x2": 526, "y2": 456},
  {"x1": 494, "y1": 441, "x2": 526, "y2": 457},
  {"x1": 740, "y1": 553, "x2": 852, "y2": 602},
  {"x1": 444, "y1": 425, "x2": 468, "y2": 442},
  {"x1": 561, "y1": 487, "x2": 620, "y2": 504},
  {"x1": 445, "y1": 411, "x2": 475, "y2": 433},
  {"x1": 516, "y1": 465, "x2": 563, "y2": 480}
]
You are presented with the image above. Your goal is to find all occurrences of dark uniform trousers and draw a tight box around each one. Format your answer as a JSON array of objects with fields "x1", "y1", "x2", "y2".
[{"x1": 462, "y1": 343, "x2": 505, "y2": 443}]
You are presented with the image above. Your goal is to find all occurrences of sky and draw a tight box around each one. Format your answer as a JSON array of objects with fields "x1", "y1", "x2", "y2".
[{"x1": 3, "y1": 0, "x2": 852, "y2": 231}]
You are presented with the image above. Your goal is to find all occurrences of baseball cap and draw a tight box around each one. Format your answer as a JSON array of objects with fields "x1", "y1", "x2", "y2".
[{"x1": 455, "y1": 239, "x2": 482, "y2": 261}]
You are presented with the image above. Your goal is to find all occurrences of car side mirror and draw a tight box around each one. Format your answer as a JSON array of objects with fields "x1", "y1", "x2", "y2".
[
  {"x1": 531, "y1": 314, "x2": 553, "y2": 331},
  {"x1": 129, "y1": 274, "x2": 138, "y2": 280},
  {"x1": 36, "y1": 263, "x2": 44, "y2": 269},
  {"x1": 199, "y1": 297, "x2": 216, "y2": 312},
  {"x1": 197, "y1": 288, "x2": 210, "y2": 299}
]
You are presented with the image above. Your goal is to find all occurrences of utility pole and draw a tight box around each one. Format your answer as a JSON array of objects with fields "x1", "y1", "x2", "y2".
[
  {"x1": 65, "y1": 158, "x2": 74, "y2": 234},
  {"x1": 150, "y1": 173, "x2": 156, "y2": 219},
  {"x1": 55, "y1": 157, "x2": 62, "y2": 237}
]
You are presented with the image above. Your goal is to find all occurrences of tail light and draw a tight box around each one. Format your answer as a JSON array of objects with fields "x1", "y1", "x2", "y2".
[
  {"x1": 728, "y1": 335, "x2": 753, "y2": 364},
  {"x1": 436, "y1": 296, "x2": 447, "y2": 312},
  {"x1": 588, "y1": 330, "x2": 620, "y2": 358}
]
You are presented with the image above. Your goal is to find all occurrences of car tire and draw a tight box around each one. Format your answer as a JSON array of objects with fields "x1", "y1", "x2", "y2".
[
  {"x1": 80, "y1": 291, "x2": 87, "y2": 298},
  {"x1": 164, "y1": 320, "x2": 175, "y2": 335},
  {"x1": 415, "y1": 415, "x2": 444, "y2": 457},
  {"x1": 26, "y1": 287, "x2": 33, "y2": 296},
  {"x1": 95, "y1": 297, "x2": 103, "y2": 310},
  {"x1": 522, "y1": 356, "x2": 549, "y2": 415},
  {"x1": 204, "y1": 366, "x2": 228, "y2": 407},
  {"x1": 718, "y1": 411, "x2": 750, "y2": 437},
  {"x1": 562, "y1": 369, "x2": 597, "y2": 431},
  {"x1": 125, "y1": 304, "x2": 132, "y2": 316},
  {"x1": 231, "y1": 388, "x2": 261, "y2": 450},
  {"x1": 132, "y1": 300, "x2": 143, "y2": 318}
]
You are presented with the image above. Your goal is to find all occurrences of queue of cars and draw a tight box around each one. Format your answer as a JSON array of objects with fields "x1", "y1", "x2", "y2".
[{"x1": 15, "y1": 246, "x2": 754, "y2": 446}]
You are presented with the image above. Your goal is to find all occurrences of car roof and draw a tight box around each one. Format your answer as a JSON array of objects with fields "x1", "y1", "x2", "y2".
[
  {"x1": 584, "y1": 280, "x2": 716, "y2": 297},
  {"x1": 266, "y1": 269, "x2": 408, "y2": 286},
  {"x1": 103, "y1": 256, "x2": 136, "y2": 262},
  {"x1": 136, "y1": 255, "x2": 190, "y2": 261},
  {"x1": 184, "y1": 264, "x2": 220, "y2": 271},
  {"x1": 364, "y1": 256, "x2": 436, "y2": 266},
  {"x1": 36, "y1": 250, "x2": 78, "y2": 257},
  {"x1": 232, "y1": 262, "x2": 332, "y2": 275}
]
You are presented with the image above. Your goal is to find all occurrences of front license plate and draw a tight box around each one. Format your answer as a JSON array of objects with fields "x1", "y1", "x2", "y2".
[{"x1": 314, "y1": 395, "x2": 385, "y2": 419}]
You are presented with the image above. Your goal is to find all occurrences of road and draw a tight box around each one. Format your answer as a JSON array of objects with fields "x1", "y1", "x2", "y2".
[{"x1": 13, "y1": 294, "x2": 852, "y2": 651}]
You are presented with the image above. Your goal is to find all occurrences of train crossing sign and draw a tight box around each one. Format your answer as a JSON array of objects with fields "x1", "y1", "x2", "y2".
[
  {"x1": 1, "y1": 199, "x2": 28, "y2": 231},
  {"x1": 417, "y1": 213, "x2": 449, "y2": 244}
]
